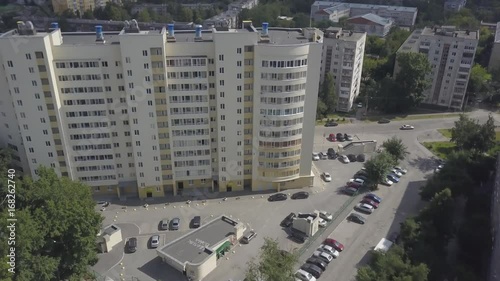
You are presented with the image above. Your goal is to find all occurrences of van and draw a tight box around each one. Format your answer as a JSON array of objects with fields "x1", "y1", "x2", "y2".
[
  {"x1": 191, "y1": 216, "x2": 201, "y2": 228},
  {"x1": 241, "y1": 231, "x2": 257, "y2": 244},
  {"x1": 127, "y1": 237, "x2": 137, "y2": 253}
]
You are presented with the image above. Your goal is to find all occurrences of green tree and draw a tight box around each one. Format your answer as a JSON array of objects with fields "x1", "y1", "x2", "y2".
[
  {"x1": 178, "y1": 7, "x2": 194, "y2": 22},
  {"x1": 320, "y1": 72, "x2": 337, "y2": 113},
  {"x1": 418, "y1": 188, "x2": 455, "y2": 244},
  {"x1": 137, "y1": 9, "x2": 152, "y2": 22},
  {"x1": 245, "y1": 238, "x2": 297, "y2": 281},
  {"x1": 363, "y1": 152, "x2": 395, "y2": 190},
  {"x1": 467, "y1": 64, "x2": 492, "y2": 94},
  {"x1": 0, "y1": 167, "x2": 103, "y2": 281},
  {"x1": 82, "y1": 10, "x2": 94, "y2": 19},
  {"x1": 393, "y1": 52, "x2": 432, "y2": 111},
  {"x1": 316, "y1": 100, "x2": 328, "y2": 119},
  {"x1": 450, "y1": 114, "x2": 496, "y2": 152},
  {"x1": 382, "y1": 136, "x2": 409, "y2": 163},
  {"x1": 356, "y1": 245, "x2": 429, "y2": 281}
]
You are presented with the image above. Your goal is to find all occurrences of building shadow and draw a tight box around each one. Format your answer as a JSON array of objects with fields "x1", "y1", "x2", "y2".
[
  {"x1": 138, "y1": 256, "x2": 187, "y2": 281},
  {"x1": 355, "y1": 250, "x2": 374, "y2": 269},
  {"x1": 408, "y1": 155, "x2": 440, "y2": 173}
]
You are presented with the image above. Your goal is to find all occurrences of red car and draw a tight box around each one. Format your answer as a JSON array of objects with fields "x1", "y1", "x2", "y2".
[
  {"x1": 324, "y1": 238, "x2": 344, "y2": 252},
  {"x1": 329, "y1": 133, "x2": 336, "y2": 142},
  {"x1": 360, "y1": 199, "x2": 379, "y2": 209}
]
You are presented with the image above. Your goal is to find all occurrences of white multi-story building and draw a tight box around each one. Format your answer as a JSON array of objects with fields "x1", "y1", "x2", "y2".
[
  {"x1": 396, "y1": 26, "x2": 479, "y2": 109},
  {"x1": 321, "y1": 28, "x2": 366, "y2": 112},
  {"x1": 0, "y1": 20, "x2": 322, "y2": 199}
]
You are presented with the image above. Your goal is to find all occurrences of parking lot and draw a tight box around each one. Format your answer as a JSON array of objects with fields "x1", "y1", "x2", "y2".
[{"x1": 93, "y1": 112, "x2": 495, "y2": 281}]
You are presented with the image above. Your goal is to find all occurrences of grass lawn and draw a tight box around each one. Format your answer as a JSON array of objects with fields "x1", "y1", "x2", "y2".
[
  {"x1": 363, "y1": 113, "x2": 461, "y2": 123},
  {"x1": 316, "y1": 113, "x2": 353, "y2": 125},
  {"x1": 424, "y1": 130, "x2": 500, "y2": 159}
]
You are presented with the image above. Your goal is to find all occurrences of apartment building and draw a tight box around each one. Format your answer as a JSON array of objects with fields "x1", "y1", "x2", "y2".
[
  {"x1": 396, "y1": 26, "x2": 479, "y2": 109},
  {"x1": 444, "y1": 0, "x2": 467, "y2": 12},
  {"x1": 488, "y1": 22, "x2": 500, "y2": 72},
  {"x1": 321, "y1": 27, "x2": 366, "y2": 112},
  {"x1": 0, "y1": 21, "x2": 322, "y2": 199},
  {"x1": 52, "y1": 0, "x2": 95, "y2": 14},
  {"x1": 346, "y1": 13, "x2": 393, "y2": 38},
  {"x1": 311, "y1": 1, "x2": 418, "y2": 27}
]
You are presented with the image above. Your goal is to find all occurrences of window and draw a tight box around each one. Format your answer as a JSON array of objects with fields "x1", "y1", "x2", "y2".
[
  {"x1": 143, "y1": 50, "x2": 148, "y2": 56},
  {"x1": 219, "y1": 54, "x2": 224, "y2": 61},
  {"x1": 237, "y1": 48, "x2": 242, "y2": 54},
  {"x1": 16, "y1": 100, "x2": 23, "y2": 106},
  {"x1": 220, "y1": 92, "x2": 225, "y2": 98},
  {"x1": 237, "y1": 73, "x2": 242, "y2": 79},
  {"x1": 144, "y1": 63, "x2": 149, "y2": 69},
  {"x1": 101, "y1": 61, "x2": 108, "y2": 67},
  {"x1": 237, "y1": 61, "x2": 242, "y2": 67},
  {"x1": 10, "y1": 74, "x2": 16, "y2": 80},
  {"x1": 220, "y1": 80, "x2": 224, "y2": 86},
  {"x1": 35, "y1": 52, "x2": 44, "y2": 59},
  {"x1": 219, "y1": 67, "x2": 224, "y2": 74},
  {"x1": 127, "y1": 70, "x2": 132, "y2": 76},
  {"x1": 26, "y1": 53, "x2": 31, "y2": 60},
  {"x1": 32, "y1": 81, "x2": 37, "y2": 86},
  {"x1": 7, "y1": 61, "x2": 13, "y2": 67},
  {"x1": 126, "y1": 57, "x2": 131, "y2": 63},
  {"x1": 28, "y1": 67, "x2": 34, "y2": 73}
]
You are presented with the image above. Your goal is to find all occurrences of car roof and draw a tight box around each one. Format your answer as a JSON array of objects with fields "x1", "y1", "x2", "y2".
[{"x1": 152, "y1": 235, "x2": 159, "y2": 239}]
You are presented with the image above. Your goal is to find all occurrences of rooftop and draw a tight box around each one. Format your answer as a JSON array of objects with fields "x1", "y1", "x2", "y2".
[
  {"x1": 420, "y1": 26, "x2": 479, "y2": 39},
  {"x1": 157, "y1": 216, "x2": 237, "y2": 265},
  {"x1": 102, "y1": 224, "x2": 120, "y2": 236},
  {"x1": 312, "y1": 1, "x2": 418, "y2": 13},
  {"x1": 323, "y1": 27, "x2": 366, "y2": 41},
  {"x1": 348, "y1": 13, "x2": 393, "y2": 26}
]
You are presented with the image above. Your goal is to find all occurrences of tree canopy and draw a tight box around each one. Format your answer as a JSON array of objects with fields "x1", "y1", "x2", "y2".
[
  {"x1": 0, "y1": 164, "x2": 103, "y2": 281},
  {"x1": 363, "y1": 152, "x2": 395, "y2": 189},
  {"x1": 382, "y1": 137, "x2": 409, "y2": 163},
  {"x1": 450, "y1": 114, "x2": 496, "y2": 152},
  {"x1": 393, "y1": 52, "x2": 432, "y2": 111},
  {"x1": 245, "y1": 238, "x2": 298, "y2": 281}
]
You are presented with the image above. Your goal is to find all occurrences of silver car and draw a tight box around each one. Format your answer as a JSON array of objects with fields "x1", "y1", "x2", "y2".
[{"x1": 150, "y1": 235, "x2": 160, "y2": 248}]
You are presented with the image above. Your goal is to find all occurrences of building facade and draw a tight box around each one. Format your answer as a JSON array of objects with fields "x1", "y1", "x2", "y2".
[
  {"x1": 396, "y1": 26, "x2": 479, "y2": 109},
  {"x1": 488, "y1": 22, "x2": 500, "y2": 72},
  {"x1": 0, "y1": 21, "x2": 322, "y2": 199},
  {"x1": 444, "y1": 0, "x2": 467, "y2": 12},
  {"x1": 52, "y1": 0, "x2": 95, "y2": 14},
  {"x1": 321, "y1": 28, "x2": 366, "y2": 112},
  {"x1": 346, "y1": 13, "x2": 393, "y2": 38},
  {"x1": 311, "y1": 1, "x2": 418, "y2": 27}
]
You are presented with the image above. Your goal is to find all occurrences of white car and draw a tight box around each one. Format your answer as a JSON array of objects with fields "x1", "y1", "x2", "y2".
[
  {"x1": 394, "y1": 166, "x2": 407, "y2": 174},
  {"x1": 357, "y1": 102, "x2": 363, "y2": 108},
  {"x1": 356, "y1": 203, "x2": 374, "y2": 214},
  {"x1": 322, "y1": 172, "x2": 332, "y2": 182},
  {"x1": 400, "y1": 124, "x2": 414, "y2": 130},
  {"x1": 313, "y1": 250, "x2": 333, "y2": 263},
  {"x1": 150, "y1": 235, "x2": 160, "y2": 248},
  {"x1": 312, "y1": 152, "x2": 320, "y2": 161},
  {"x1": 391, "y1": 169, "x2": 403, "y2": 177},
  {"x1": 434, "y1": 164, "x2": 444, "y2": 173},
  {"x1": 340, "y1": 155, "x2": 350, "y2": 163},
  {"x1": 295, "y1": 269, "x2": 317, "y2": 281},
  {"x1": 347, "y1": 178, "x2": 365, "y2": 186},
  {"x1": 381, "y1": 178, "x2": 394, "y2": 186},
  {"x1": 318, "y1": 245, "x2": 340, "y2": 258},
  {"x1": 319, "y1": 211, "x2": 333, "y2": 221},
  {"x1": 318, "y1": 218, "x2": 327, "y2": 227}
]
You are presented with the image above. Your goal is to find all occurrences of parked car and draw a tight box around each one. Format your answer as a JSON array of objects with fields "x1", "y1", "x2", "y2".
[
  {"x1": 269, "y1": 193, "x2": 288, "y2": 202},
  {"x1": 322, "y1": 172, "x2": 332, "y2": 182},
  {"x1": 319, "y1": 152, "x2": 328, "y2": 160},
  {"x1": 312, "y1": 152, "x2": 320, "y2": 161},
  {"x1": 328, "y1": 133, "x2": 336, "y2": 142},
  {"x1": 241, "y1": 230, "x2": 257, "y2": 244},
  {"x1": 295, "y1": 269, "x2": 317, "y2": 281},
  {"x1": 150, "y1": 235, "x2": 160, "y2": 248},
  {"x1": 400, "y1": 124, "x2": 414, "y2": 130},
  {"x1": 191, "y1": 216, "x2": 201, "y2": 228},
  {"x1": 378, "y1": 118, "x2": 390, "y2": 124},
  {"x1": 127, "y1": 237, "x2": 137, "y2": 253},
  {"x1": 434, "y1": 164, "x2": 444, "y2": 173},
  {"x1": 381, "y1": 178, "x2": 394, "y2": 186},
  {"x1": 346, "y1": 178, "x2": 365, "y2": 187},
  {"x1": 343, "y1": 186, "x2": 358, "y2": 196},
  {"x1": 347, "y1": 154, "x2": 357, "y2": 162},
  {"x1": 327, "y1": 148, "x2": 337, "y2": 159},
  {"x1": 318, "y1": 245, "x2": 339, "y2": 258},
  {"x1": 387, "y1": 174, "x2": 400, "y2": 183},
  {"x1": 319, "y1": 211, "x2": 333, "y2": 221},
  {"x1": 355, "y1": 203, "x2": 374, "y2": 214},
  {"x1": 391, "y1": 169, "x2": 403, "y2": 177},
  {"x1": 171, "y1": 217, "x2": 180, "y2": 230},
  {"x1": 325, "y1": 121, "x2": 338, "y2": 127},
  {"x1": 344, "y1": 133, "x2": 353, "y2": 141},
  {"x1": 357, "y1": 102, "x2": 363, "y2": 108},
  {"x1": 356, "y1": 174, "x2": 368, "y2": 181},
  {"x1": 394, "y1": 166, "x2": 407, "y2": 174},
  {"x1": 357, "y1": 154, "x2": 366, "y2": 162},
  {"x1": 300, "y1": 263, "x2": 323, "y2": 279},
  {"x1": 291, "y1": 191, "x2": 309, "y2": 200},
  {"x1": 312, "y1": 251, "x2": 333, "y2": 263},
  {"x1": 364, "y1": 193, "x2": 382, "y2": 203},
  {"x1": 324, "y1": 238, "x2": 344, "y2": 252},
  {"x1": 306, "y1": 257, "x2": 327, "y2": 271},
  {"x1": 290, "y1": 230, "x2": 307, "y2": 243},
  {"x1": 280, "y1": 212, "x2": 296, "y2": 227},
  {"x1": 340, "y1": 155, "x2": 350, "y2": 163},
  {"x1": 347, "y1": 213, "x2": 366, "y2": 224},
  {"x1": 360, "y1": 198, "x2": 379, "y2": 209},
  {"x1": 336, "y1": 133, "x2": 345, "y2": 142},
  {"x1": 160, "y1": 219, "x2": 169, "y2": 230},
  {"x1": 355, "y1": 169, "x2": 368, "y2": 177}
]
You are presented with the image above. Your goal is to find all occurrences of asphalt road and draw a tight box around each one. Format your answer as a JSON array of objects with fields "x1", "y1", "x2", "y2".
[{"x1": 94, "y1": 110, "x2": 498, "y2": 281}]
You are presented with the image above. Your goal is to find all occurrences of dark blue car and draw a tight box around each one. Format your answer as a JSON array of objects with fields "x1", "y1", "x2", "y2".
[
  {"x1": 364, "y1": 193, "x2": 382, "y2": 203},
  {"x1": 387, "y1": 174, "x2": 400, "y2": 183}
]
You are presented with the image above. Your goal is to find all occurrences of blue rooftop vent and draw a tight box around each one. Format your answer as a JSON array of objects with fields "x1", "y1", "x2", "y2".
[
  {"x1": 195, "y1": 25, "x2": 202, "y2": 38},
  {"x1": 262, "y1": 22, "x2": 269, "y2": 36},
  {"x1": 95, "y1": 25, "x2": 104, "y2": 42},
  {"x1": 50, "y1": 22, "x2": 59, "y2": 30},
  {"x1": 167, "y1": 24, "x2": 175, "y2": 37}
]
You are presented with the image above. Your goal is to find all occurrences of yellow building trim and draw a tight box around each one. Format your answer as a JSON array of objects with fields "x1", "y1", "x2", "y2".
[{"x1": 258, "y1": 154, "x2": 301, "y2": 163}]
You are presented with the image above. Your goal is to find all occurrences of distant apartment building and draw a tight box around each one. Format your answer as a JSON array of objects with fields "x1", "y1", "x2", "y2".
[
  {"x1": 228, "y1": 0, "x2": 259, "y2": 11},
  {"x1": 321, "y1": 27, "x2": 366, "y2": 112},
  {"x1": 444, "y1": 0, "x2": 467, "y2": 12},
  {"x1": 52, "y1": 0, "x2": 94, "y2": 14},
  {"x1": 311, "y1": 1, "x2": 418, "y2": 27},
  {"x1": 346, "y1": 13, "x2": 393, "y2": 37},
  {"x1": 181, "y1": 3, "x2": 215, "y2": 10},
  {"x1": 396, "y1": 26, "x2": 479, "y2": 109},
  {"x1": 130, "y1": 4, "x2": 169, "y2": 17},
  {"x1": 203, "y1": 0, "x2": 258, "y2": 29},
  {"x1": 488, "y1": 22, "x2": 500, "y2": 72},
  {"x1": 0, "y1": 21, "x2": 323, "y2": 199}
]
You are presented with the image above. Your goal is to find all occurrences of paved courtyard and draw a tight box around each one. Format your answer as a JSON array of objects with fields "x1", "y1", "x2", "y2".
[{"x1": 92, "y1": 110, "x2": 498, "y2": 281}]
